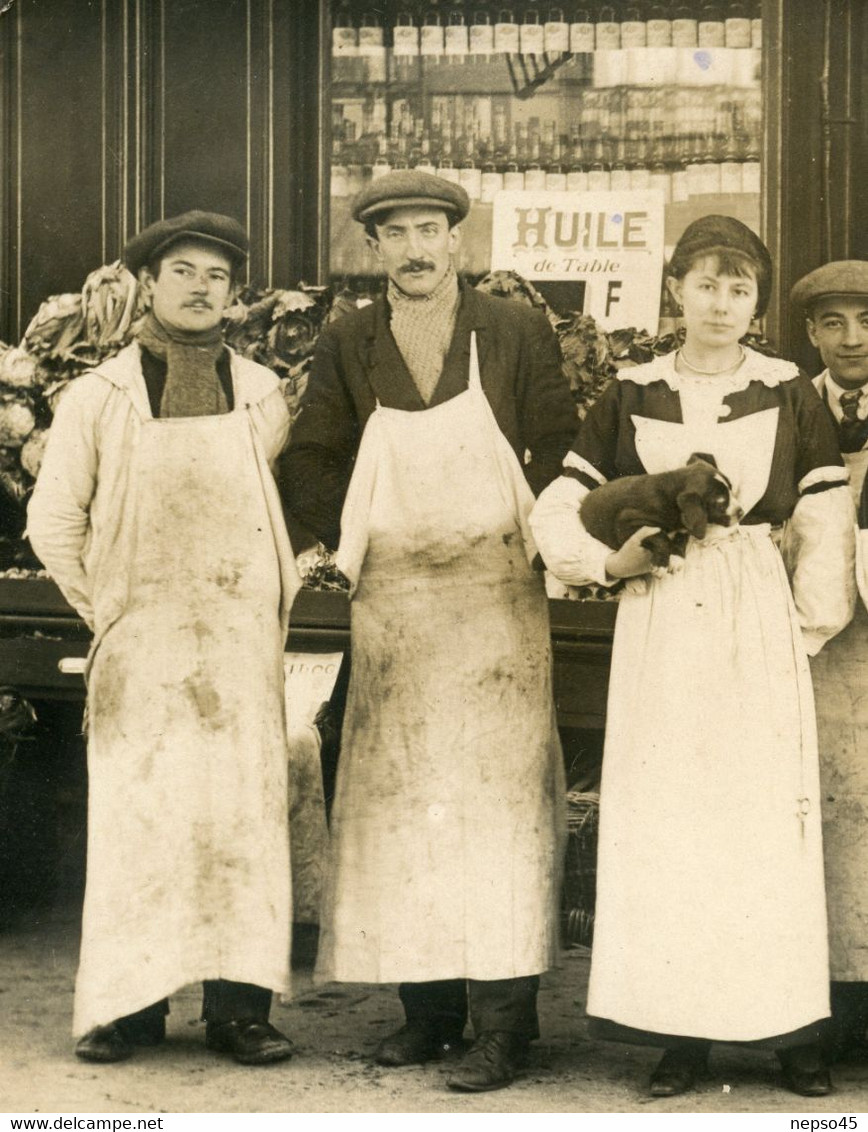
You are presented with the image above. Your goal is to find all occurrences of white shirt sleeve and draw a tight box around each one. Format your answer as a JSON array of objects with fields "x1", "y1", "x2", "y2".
[
  {"x1": 529, "y1": 473, "x2": 617, "y2": 587},
  {"x1": 26, "y1": 379, "x2": 103, "y2": 628}
]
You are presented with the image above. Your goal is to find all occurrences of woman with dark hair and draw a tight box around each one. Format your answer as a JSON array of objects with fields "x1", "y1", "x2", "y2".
[{"x1": 531, "y1": 216, "x2": 855, "y2": 1097}]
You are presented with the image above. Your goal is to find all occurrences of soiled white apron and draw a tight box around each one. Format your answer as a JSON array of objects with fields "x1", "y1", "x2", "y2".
[
  {"x1": 74, "y1": 409, "x2": 298, "y2": 1036},
  {"x1": 316, "y1": 336, "x2": 565, "y2": 984},
  {"x1": 811, "y1": 447, "x2": 868, "y2": 981},
  {"x1": 588, "y1": 418, "x2": 829, "y2": 1042}
]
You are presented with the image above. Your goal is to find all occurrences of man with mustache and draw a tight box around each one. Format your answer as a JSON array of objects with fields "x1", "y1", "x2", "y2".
[
  {"x1": 791, "y1": 261, "x2": 868, "y2": 1062},
  {"x1": 279, "y1": 171, "x2": 576, "y2": 1092},
  {"x1": 28, "y1": 212, "x2": 299, "y2": 1066}
]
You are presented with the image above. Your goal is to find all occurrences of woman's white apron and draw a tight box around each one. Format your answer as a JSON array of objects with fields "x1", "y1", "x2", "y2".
[
  {"x1": 587, "y1": 409, "x2": 830, "y2": 1041},
  {"x1": 811, "y1": 447, "x2": 868, "y2": 981},
  {"x1": 74, "y1": 408, "x2": 299, "y2": 1035},
  {"x1": 316, "y1": 336, "x2": 565, "y2": 984}
]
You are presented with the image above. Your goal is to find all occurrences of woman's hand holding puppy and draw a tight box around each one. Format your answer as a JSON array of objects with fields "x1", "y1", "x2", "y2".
[{"x1": 605, "y1": 526, "x2": 662, "y2": 579}]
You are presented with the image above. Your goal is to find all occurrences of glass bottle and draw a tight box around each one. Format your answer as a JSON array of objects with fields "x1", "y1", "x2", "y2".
[
  {"x1": 393, "y1": 0, "x2": 421, "y2": 55},
  {"x1": 566, "y1": 130, "x2": 589, "y2": 192},
  {"x1": 470, "y1": 4, "x2": 496, "y2": 57},
  {"x1": 330, "y1": 135, "x2": 350, "y2": 198},
  {"x1": 421, "y1": 0, "x2": 446, "y2": 59},
  {"x1": 671, "y1": 1, "x2": 698, "y2": 47},
  {"x1": 648, "y1": 141, "x2": 671, "y2": 203},
  {"x1": 544, "y1": 4, "x2": 570, "y2": 53},
  {"x1": 724, "y1": 0, "x2": 751, "y2": 47},
  {"x1": 445, "y1": 0, "x2": 470, "y2": 60},
  {"x1": 697, "y1": 1, "x2": 725, "y2": 48},
  {"x1": 546, "y1": 132, "x2": 567, "y2": 190},
  {"x1": 750, "y1": 0, "x2": 762, "y2": 49},
  {"x1": 671, "y1": 135, "x2": 690, "y2": 201},
  {"x1": 437, "y1": 125, "x2": 460, "y2": 183},
  {"x1": 621, "y1": 1, "x2": 647, "y2": 49},
  {"x1": 525, "y1": 125, "x2": 546, "y2": 189},
  {"x1": 359, "y1": 7, "x2": 387, "y2": 83},
  {"x1": 609, "y1": 137, "x2": 631, "y2": 191},
  {"x1": 742, "y1": 138, "x2": 760, "y2": 194},
  {"x1": 331, "y1": 0, "x2": 358, "y2": 82},
  {"x1": 481, "y1": 155, "x2": 504, "y2": 202},
  {"x1": 595, "y1": 3, "x2": 621, "y2": 51},
  {"x1": 569, "y1": 3, "x2": 595, "y2": 53},
  {"x1": 700, "y1": 134, "x2": 722, "y2": 193},
  {"x1": 587, "y1": 137, "x2": 611, "y2": 191},
  {"x1": 459, "y1": 153, "x2": 483, "y2": 200},
  {"x1": 719, "y1": 130, "x2": 743, "y2": 193},
  {"x1": 520, "y1": 1, "x2": 546, "y2": 55},
  {"x1": 493, "y1": 4, "x2": 521, "y2": 52},
  {"x1": 646, "y1": 0, "x2": 672, "y2": 46},
  {"x1": 504, "y1": 127, "x2": 525, "y2": 188}
]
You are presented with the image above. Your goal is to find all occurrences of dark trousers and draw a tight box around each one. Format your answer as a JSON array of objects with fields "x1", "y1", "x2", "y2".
[
  {"x1": 116, "y1": 980, "x2": 272, "y2": 1031},
  {"x1": 399, "y1": 977, "x2": 540, "y2": 1041}
]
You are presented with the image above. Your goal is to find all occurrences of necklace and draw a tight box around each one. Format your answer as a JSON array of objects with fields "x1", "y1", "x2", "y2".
[{"x1": 678, "y1": 344, "x2": 746, "y2": 376}]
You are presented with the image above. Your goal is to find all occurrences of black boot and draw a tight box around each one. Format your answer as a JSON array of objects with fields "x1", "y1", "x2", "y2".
[
  {"x1": 778, "y1": 1043, "x2": 832, "y2": 1097},
  {"x1": 649, "y1": 1042, "x2": 710, "y2": 1097}
]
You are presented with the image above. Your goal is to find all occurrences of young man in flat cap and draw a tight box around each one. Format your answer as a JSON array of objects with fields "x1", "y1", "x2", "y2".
[
  {"x1": 279, "y1": 171, "x2": 576, "y2": 1092},
  {"x1": 28, "y1": 211, "x2": 299, "y2": 1065},
  {"x1": 792, "y1": 260, "x2": 868, "y2": 1061}
]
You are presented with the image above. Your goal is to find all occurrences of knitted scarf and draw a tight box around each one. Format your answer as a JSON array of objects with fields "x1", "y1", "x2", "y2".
[
  {"x1": 136, "y1": 311, "x2": 228, "y2": 418},
  {"x1": 387, "y1": 265, "x2": 460, "y2": 405}
]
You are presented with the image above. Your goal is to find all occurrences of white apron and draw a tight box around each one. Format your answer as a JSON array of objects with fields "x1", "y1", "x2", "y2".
[
  {"x1": 316, "y1": 336, "x2": 565, "y2": 984},
  {"x1": 811, "y1": 447, "x2": 868, "y2": 981},
  {"x1": 587, "y1": 412, "x2": 829, "y2": 1042},
  {"x1": 74, "y1": 408, "x2": 299, "y2": 1036}
]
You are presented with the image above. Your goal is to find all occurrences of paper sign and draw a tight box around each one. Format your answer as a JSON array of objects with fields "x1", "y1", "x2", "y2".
[
  {"x1": 491, "y1": 190, "x2": 665, "y2": 333},
  {"x1": 283, "y1": 651, "x2": 343, "y2": 736}
]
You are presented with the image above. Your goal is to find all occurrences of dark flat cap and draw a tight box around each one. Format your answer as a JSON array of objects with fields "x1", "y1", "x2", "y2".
[
  {"x1": 790, "y1": 261, "x2": 868, "y2": 313},
  {"x1": 352, "y1": 171, "x2": 470, "y2": 224},
  {"x1": 124, "y1": 210, "x2": 249, "y2": 275},
  {"x1": 670, "y1": 214, "x2": 773, "y2": 317}
]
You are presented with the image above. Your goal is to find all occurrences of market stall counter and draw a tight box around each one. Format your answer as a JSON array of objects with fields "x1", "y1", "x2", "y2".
[{"x1": 0, "y1": 576, "x2": 616, "y2": 728}]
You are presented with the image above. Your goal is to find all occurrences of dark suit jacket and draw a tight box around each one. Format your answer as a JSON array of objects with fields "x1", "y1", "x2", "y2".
[{"x1": 278, "y1": 283, "x2": 578, "y2": 549}]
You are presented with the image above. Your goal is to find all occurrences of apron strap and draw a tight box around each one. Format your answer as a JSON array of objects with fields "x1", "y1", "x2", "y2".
[{"x1": 468, "y1": 332, "x2": 481, "y2": 393}]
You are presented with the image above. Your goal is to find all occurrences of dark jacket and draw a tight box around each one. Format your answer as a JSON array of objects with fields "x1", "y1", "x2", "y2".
[{"x1": 278, "y1": 284, "x2": 577, "y2": 549}]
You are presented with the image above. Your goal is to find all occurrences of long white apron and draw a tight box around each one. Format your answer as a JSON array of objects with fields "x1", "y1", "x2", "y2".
[
  {"x1": 74, "y1": 409, "x2": 298, "y2": 1036},
  {"x1": 316, "y1": 338, "x2": 565, "y2": 984},
  {"x1": 811, "y1": 448, "x2": 868, "y2": 981},
  {"x1": 587, "y1": 418, "x2": 829, "y2": 1042}
]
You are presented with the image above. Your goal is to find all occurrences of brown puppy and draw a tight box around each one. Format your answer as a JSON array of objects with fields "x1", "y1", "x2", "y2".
[{"x1": 579, "y1": 454, "x2": 743, "y2": 568}]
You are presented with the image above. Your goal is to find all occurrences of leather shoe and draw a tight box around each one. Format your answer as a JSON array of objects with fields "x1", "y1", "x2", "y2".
[
  {"x1": 446, "y1": 1031, "x2": 529, "y2": 1092},
  {"x1": 375, "y1": 1022, "x2": 464, "y2": 1066},
  {"x1": 75, "y1": 1024, "x2": 133, "y2": 1063},
  {"x1": 649, "y1": 1046, "x2": 708, "y2": 1097},
  {"x1": 205, "y1": 1019, "x2": 294, "y2": 1065},
  {"x1": 778, "y1": 1045, "x2": 832, "y2": 1097}
]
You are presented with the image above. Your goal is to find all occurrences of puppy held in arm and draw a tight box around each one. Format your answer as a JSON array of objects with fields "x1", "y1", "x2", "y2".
[{"x1": 578, "y1": 454, "x2": 743, "y2": 569}]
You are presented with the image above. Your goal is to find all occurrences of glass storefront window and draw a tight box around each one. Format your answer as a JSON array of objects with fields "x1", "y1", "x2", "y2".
[{"x1": 326, "y1": 0, "x2": 763, "y2": 325}]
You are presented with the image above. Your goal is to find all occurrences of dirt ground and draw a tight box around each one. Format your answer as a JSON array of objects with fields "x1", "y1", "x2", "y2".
[{"x1": 3, "y1": 896, "x2": 868, "y2": 1117}]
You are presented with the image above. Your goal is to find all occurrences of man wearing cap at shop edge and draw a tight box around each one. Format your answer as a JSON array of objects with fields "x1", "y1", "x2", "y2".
[
  {"x1": 279, "y1": 171, "x2": 576, "y2": 1092},
  {"x1": 791, "y1": 261, "x2": 868, "y2": 1061},
  {"x1": 28, "y1": 212, "x2": 300, "y2": 1065}
]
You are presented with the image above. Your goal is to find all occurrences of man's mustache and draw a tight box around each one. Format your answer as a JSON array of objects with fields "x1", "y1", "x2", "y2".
[{"x1": 400, "y1": 260, "x2": 435, "y2": 273}]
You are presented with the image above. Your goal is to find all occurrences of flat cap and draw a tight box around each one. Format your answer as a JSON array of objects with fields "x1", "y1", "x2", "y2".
[
  {"x1": 351, "y1": 170, "x2": 470, "y2": 225},
  {"x1": 124, "y1": 210, "x2": 249, "y2": 275},
  {"x1": 670, "y1": 214, "x2": 773, "y2": 317},
  {"x1": 790, "y1": 260, "x2": 868, "y2": 313}
]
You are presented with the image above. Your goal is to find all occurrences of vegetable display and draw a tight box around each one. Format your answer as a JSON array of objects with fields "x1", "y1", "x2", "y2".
[{"x1": 0, "y1": 263, "x2": 775, "y2": 585}]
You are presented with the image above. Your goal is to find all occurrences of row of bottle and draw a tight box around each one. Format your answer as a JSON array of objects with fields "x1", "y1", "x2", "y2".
[
  {"x1": 332, "y1": 1, "x2": 763, "y2": 65},
  {"x1": 333, "y1": 87, "x2": 760, "y2": 161},
  {"x1": 330, "y1": 130, "x2": 760, "y2": 201}
]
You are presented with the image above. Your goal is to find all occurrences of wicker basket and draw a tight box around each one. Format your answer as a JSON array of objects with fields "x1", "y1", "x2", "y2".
[{"x1": 562, "y1": 790, "x2": 599, "y2": 949}]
